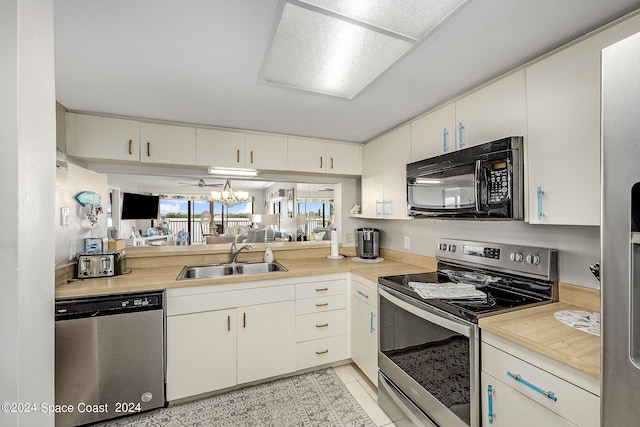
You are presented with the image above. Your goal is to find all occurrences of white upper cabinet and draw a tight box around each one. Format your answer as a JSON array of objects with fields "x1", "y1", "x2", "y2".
[
  {"x1": 287, "y1": 138, "x2": 362, "y2": 175},
  {"x1": 409, "y1": 70, "x2": 526, "y2": 161},
  {"x1": 361, "y1": 124, "x2": 411, "y2": 219},
  {"x1": 195, "y1": 128, "x2": 245, "y2": 168},
  {"x1": 70, "y1": 113, "x2": 140, "y2": 162},
  {"x1": 455, "y1": 69, "x2": 527, "y2": 149},
  {"x1": 326, "y1": 141, "x2": 362, "y2": 175},
  {"x1": 411, "y1": 103, "x2": 456, "y2": 161},
  {"x1": 526, "y1": 13, "x2": 640, "y2": 225},
  {"x1": 288, "y1": 138, "x2": 327, "y2": 173},
  {"x1": 140, "y1": 122, "x2": 196, "y2": 165},
  {"x1": 244, "y1": 133, "x2": 288, "y2": 171}
]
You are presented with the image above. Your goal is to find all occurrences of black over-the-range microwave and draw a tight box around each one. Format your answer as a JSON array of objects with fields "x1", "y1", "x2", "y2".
[{"x1": 407, "y1": 136, "x2": 524, "y2": 219}]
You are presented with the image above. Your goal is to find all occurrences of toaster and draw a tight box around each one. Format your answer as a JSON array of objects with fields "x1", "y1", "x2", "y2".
[{"x1": 76, "y1": 251, "x2": 124, "y2": 278}]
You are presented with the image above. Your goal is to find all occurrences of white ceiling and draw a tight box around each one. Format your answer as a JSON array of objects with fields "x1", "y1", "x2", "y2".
[{"x1": 54, "y1": 0, "x2": 640, "y2": 145}]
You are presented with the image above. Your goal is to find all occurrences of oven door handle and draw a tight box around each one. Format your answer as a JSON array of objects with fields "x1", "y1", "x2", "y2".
[{"x1": 379, "y1": 286, "x2": 473, "y2": 337}]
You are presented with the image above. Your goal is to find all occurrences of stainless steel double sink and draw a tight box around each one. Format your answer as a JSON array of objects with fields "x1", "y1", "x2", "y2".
[{"x1": 176, "y1": 260, "x2": 287, "y2": 280}]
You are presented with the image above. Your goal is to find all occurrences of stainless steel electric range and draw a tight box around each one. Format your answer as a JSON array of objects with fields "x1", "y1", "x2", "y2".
[{"x1": 377, "y1": 238, "x2": 558, "y2": 427}]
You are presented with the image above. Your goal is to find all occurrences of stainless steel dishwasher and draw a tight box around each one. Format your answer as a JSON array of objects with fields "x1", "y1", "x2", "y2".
[{"x1": 55, "y1": 290, "x2": 165, "y2": 427}]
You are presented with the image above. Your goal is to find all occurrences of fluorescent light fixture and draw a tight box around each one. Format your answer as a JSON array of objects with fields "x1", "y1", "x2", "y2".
[
  {"x1": 259, "y1": 0, "x2": 468, "y2": 99},
  {"x1": 414, "y1": 178, "x2": 442, "y2": 185},
  {"x1": 207, "y1": 167, "x2": 259, "y2": 177}
]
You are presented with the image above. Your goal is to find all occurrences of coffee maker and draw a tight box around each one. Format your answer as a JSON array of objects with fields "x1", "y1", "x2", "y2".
[{"x1": 356, "y1": 227, "x2": 380, "y2": 259}]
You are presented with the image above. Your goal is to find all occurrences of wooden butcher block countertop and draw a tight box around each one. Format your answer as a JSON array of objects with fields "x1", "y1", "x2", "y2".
[{"x1": 479, "y1": 284, "x2": 601, "y2": 378}]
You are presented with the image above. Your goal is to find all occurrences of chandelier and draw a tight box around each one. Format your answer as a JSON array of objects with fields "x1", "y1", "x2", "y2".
[{"x1": 211, "y1": 179, "x2": 250, "y2": 207}]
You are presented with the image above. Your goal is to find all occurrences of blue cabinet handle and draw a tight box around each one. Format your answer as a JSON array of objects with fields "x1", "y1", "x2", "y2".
[
  {"x1": 370, "y1": 311, "x2": 376, "y2": 333},
  {"x1": 458, "y1": 122, "x2": 464, "y2": 148},
  {"x1": 487, "y1": 385, "x2": 495, "y2": 424},
  {"x1": 507, "y1": 371, "x2": 557, "y2": 402},
  {"x1": 536, "y1": 186, "x2": 545, "y2": 220},
  {"x1": 357, "y1": 290, "x2": 369, "y2": 299},
  {"x1": 443, "y1": 128, "x2": 448, "y2": 153}
]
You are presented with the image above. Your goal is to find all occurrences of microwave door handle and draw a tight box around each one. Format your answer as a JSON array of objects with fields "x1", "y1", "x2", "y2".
[{"x1": 474, "y1": 160, "x2": 482, "y2": 212}]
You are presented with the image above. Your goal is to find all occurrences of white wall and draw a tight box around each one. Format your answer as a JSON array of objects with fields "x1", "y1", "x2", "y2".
[
  {"x1": 0, "y1": 0, "x2": 56, "y2": 425},
  {"x1": 352, "y1": 217, "x2": 601, "y2": 289},
  {"x1": 55, "y1": 161, "x2": 109, "y2": 267}
]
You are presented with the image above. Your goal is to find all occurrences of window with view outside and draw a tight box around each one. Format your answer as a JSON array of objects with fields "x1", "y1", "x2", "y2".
[{"x1": 160, "y1": 198, "x2": 252, "y2": 243}]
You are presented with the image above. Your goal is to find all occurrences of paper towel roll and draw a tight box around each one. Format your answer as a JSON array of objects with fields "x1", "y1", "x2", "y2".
[{"x1": 330, "y1": 230, "x2": 339, "y2": 257}]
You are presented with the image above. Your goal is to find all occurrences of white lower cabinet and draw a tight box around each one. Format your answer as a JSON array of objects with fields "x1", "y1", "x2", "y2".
[
  {"x1": 349, "y1": 276, "x2": 378, "y2": 385},
  {"x1": 237, "y1": 301, "x2": 296, "y2": 384},
  {"x1": 295, "y1": 279, "x2": 347, "y2": 370},
  {"x1": 166, "y1": 275, "x2": 349, "y2": 401},
  {"x1": 166, "y1": 308, "x2": 237, "y2": 401},
  {"x1": 481, "y1": 332, "x2": 599, "y2": 427},
  {"x1": 165, "y1": 282, "x2": 296, "y2": 401}
]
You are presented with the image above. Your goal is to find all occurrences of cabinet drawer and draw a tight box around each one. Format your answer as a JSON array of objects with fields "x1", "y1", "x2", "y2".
[
  {"x1": 352, "y1": 279, "x2": 377, "y2": 309},
  {"x1": 296, "y1": 310, "x2": 346, "y2": 342},
  {"x1": 296, "y1": 294, "x2": 345, "y2": 315},
  {"x1": 296, "y1": 280, "x2": 345, "y2": 299},
  {"x1": 296, "y1": 335, "x2": 347, "y2": 370},
  {"x1": 482, "y1": 342, "x2": 599, "y2": 426}
]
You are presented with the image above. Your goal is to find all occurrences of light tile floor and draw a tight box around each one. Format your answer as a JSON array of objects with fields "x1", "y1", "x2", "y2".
[{"x1": 333, "y1": 364, "x2": 396, "y2": 427}]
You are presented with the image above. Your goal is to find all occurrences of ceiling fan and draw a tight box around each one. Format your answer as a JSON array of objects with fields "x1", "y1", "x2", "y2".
[{"x1": 178, "y1": 179, "x2": 222, "y2": 188}]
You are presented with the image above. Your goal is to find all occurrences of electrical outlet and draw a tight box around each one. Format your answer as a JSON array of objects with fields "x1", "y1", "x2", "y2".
[
  {"x1": 345, "y1": 232, "x2": 354, "y2": 243},
  {"x1": 404, "y1": 236, "x2": 411, "y2": 250},
  {"x1": 69, "y1": 242, "x2": 78, "y2": 261}
]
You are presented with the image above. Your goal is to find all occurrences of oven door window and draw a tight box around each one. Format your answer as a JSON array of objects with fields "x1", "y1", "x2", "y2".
[
  {"x1": 408, "y1": 164, "x2": 476, "y2": 212},
  {"x1": 380, "y1": 290, "x2": 471, "y2": 425}
]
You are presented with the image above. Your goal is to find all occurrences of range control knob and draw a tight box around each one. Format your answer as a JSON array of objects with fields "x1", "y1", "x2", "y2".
[
  {"x1": 526, "y1": 254, "x2": 541, "y2": 265},
  {"x1": 438, "y1": 243, "x2": 448, "y2": 251},
  {"x1": 510, "y1": 252, "x2": 523, "y2": 262},
  {"x1": 448, "y1": 244, "x2": 457, "y2": 252}
]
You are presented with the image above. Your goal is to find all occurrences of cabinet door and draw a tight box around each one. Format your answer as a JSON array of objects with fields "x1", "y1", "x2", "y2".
[
  {"x1": 140, "y1": 122, "x2": 196, "y2": 165},
  {"x1": 196, "y1": 128, "x2": 245, "y2": 168},
  {"x1": 381, "y1": 124, "x2": 411, "y2": 218},
  {"x1": 287, "y1": 138, "x2": 326, "y2": 173},
  {"x1": 481, "y1": 372, "x2": 576, "y2": 427},
  {"x1": 526, "y1": 14, "x2": 640, "y2": 225},
  {"x1": 326, "y1": 142, "x2": 362, "y2": 175},
  {"x1": 74, "y1": 114, "x2": 140, "y2": 161},
  {"x1": 166, "y1": 309, "x2": 236, "y2": 401},
  {"x1": 361, "y1": 138, "x2": 384, "y2": 217},
  {"x1": 350, "y1": 285, "x2": 377, "y2": 385},
  {"x1": 411, "y1": 103, "x2": 457, "y2": 160},
  {"x1": 245, "y1": 133, "x2": 288, "y2": 171},
  {"x1": 455, "y1": 70, "x2": 527, "y2": 149},
  {"x1": 237, "y1": 300, "x2": 295, "y2": 384}
]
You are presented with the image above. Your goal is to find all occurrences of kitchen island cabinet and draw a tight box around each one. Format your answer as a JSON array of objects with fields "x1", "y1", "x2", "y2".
[{"x1": 526, "y1": 13, "x2": 640, "y2": 225}]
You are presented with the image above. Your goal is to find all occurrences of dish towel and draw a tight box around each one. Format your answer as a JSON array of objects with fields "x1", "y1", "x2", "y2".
[{"x1": 408, "y1": 282, "x2": 486, "y2": 300}]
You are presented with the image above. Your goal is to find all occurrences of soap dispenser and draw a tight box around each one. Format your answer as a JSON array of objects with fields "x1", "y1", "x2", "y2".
[{"x1": 264, "y1": 245, "x2": 274, "y2": 263}]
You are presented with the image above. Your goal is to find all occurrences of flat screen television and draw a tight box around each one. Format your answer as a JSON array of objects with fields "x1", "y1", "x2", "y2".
[{"x1": 121, "y1": 192, "x2": 160, "y2": 220}]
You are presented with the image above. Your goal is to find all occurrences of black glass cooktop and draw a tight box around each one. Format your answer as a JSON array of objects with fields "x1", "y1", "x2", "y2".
[{"x1": 378, "y1": 264, "x2": 554, "y2": 323}]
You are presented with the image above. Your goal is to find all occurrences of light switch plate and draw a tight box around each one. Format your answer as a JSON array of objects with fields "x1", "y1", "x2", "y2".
[
  {"x1": 404, "y1": 236, "x2": 411, "y2": 250},
  {"x1": 60, "y1": 207, "x2": 70, "y2": 226}
]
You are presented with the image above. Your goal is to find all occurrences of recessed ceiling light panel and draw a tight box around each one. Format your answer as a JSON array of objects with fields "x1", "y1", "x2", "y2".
[
  {"x1": 259, "y1": 0, "x2": 469, "y2": 99},
  {"x1": 299, "y1": 0, "x2": 467, "y2": 40},
  {"x1": 260, "y1": 3, "x2": 411, "y2": 99}
]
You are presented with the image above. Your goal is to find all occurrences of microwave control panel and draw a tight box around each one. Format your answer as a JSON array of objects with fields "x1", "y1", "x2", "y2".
[{"x1": 489, "y1": 162, "x2": 509, "y2": 203}]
